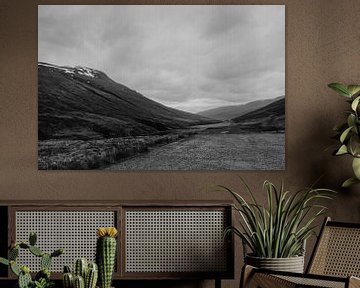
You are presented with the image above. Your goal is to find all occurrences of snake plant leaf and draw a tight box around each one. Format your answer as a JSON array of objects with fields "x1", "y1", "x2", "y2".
[
  {"x1": 342, "y1": 177, "x2": 360, "y2": 188},
  {"x1": 347, "y1": 85, "x2": 360, "y2": 97},
  {"x1": 352, "y1": 157, "x2": 360, "y2": 179},
  {"x1": 340, "y1": 126, "x2": 353, "y2": 143},
  {"x1": 328, "y1": 83, "x2": 351, "y2": 97},
  {"x1": 336, "y1": 144, "x2": 348, "y2": 155},
  {"x1": 351, "y1": 96, "x2": 360, "y2": 111},
  {"x1": 222, "y1": 179, "x2": 335, "y2": 258}
]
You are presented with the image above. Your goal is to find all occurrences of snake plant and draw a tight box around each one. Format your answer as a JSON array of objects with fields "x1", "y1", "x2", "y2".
[
  {"x1": 328, "y1": 83, "x2": 360, "y2": 187},
  {"x1": 221, "y1": 178, "x2": 335, "y2": 258}
]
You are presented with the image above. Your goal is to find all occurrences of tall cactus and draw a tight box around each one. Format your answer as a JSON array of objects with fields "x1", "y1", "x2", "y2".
[{"x1": 96, "y1": 227, "x2": 118, "y2": 288}]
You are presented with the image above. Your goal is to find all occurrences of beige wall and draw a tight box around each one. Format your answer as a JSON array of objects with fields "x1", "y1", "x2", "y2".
[{"x1": 1, "y1": 0, "x2": 360, "y2": 287}]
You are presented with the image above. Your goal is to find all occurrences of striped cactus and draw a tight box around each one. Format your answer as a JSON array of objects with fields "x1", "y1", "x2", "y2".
[
  {"x1": 85, "y1": 262, "x2": 98, "y2": 288},
  {"x1": 63, "y1": 271, "x2": 74, "y2": 288},
  {"x1": 63, "y1": 260, "x2": 98, "y2": 288},
  {"x1": 96, "y1": 227, "x2": 118, "y2": 288},
  {"x1": 73, "y1": 275, "x2": 85, "y2": 288},
  {"x1": 74, "y1": 258, "x2": 88, "y2": 279}
]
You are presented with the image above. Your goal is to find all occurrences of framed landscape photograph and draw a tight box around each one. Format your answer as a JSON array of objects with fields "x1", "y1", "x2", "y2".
[{"x1": 38, "y1": 5, "x2": 285, "y2": 170}]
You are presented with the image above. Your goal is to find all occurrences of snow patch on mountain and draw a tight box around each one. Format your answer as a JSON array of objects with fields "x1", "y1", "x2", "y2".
[{"x1": 38, "y1": 62, "x2": 97, "y2": 78}]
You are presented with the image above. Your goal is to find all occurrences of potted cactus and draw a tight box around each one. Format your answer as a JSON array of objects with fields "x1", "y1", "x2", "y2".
[
  {"x1": 96, "y1": 227, "x2": 118, "y2": 288},
  {"x1": 62, "y1": 258, "x2": 98, "y2": 288},
  {"x1": 0, "y1": 232, "x2": 64, "y2": 288}
]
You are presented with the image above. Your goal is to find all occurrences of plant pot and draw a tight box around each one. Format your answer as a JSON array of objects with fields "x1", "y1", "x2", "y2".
[{"x1": 245, "y1": 254, "x2": 304, "y2": 273}]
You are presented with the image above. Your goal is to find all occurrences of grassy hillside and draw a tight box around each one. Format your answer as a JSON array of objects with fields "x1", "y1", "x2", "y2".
[
  {"x1": 38, "y1": 62, "x2": 213, "y2": 140},
  {"x1": 197, "y1": 96, "x2": 284, "y2": 120},
  {"x1": 230, "y1": 98, "x2": 285, "y2": 132}
]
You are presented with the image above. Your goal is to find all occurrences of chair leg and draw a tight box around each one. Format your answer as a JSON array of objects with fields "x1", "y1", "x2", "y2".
[
  {"x1": 215, "y1": 278, "x2": 221, "y2": 288},
  {"x1": 240, "y1": 265, "x2": 296, "y2": 288},
  {"x1": 240, "y1": 265, "x2": 255, "y2": 288},
  {"x1": 349, "y1": 276, "x2": 360, "y2": 288}
]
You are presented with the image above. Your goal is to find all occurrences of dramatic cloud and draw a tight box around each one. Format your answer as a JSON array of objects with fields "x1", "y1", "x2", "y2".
[{"x1": 38, "y1": 5, "x2": 284, "y2": 113}]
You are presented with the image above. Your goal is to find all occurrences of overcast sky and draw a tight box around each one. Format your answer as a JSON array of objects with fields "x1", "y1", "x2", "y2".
[{"x1": 38, "y1": 5, "x2": 284, "y2": 113}]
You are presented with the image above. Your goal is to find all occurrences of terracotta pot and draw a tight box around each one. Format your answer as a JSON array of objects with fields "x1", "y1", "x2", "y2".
[{"x1": 245, "y1": 254, "x2": 305, "y2": 273}]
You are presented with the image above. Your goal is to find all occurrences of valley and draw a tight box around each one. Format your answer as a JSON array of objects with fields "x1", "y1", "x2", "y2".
[
  {"x1": 39, "y1": 120, "x2": 284, "y2": 170},
  {"x1": 105, "y1": 132, "x2": 285, "y2": 170},
  {"x1": 38, "y1": 62, "x2": 285, "y2": 170}
]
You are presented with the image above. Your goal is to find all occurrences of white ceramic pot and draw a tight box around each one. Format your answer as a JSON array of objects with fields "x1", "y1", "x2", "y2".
[{"x1": 245, "y1": 254, "x2": 305, "y2": 273}]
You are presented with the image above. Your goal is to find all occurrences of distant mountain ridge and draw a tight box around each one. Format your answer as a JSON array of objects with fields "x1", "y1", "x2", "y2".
[
  {"x1": 230, "y1": 98, "x2": 285, "y2": 132},
  {"x1": 198, "y1": 96, "x2": 284, "y2": 120},
  {"x1": 38, "y1": 62, "x2": 213, "y2": 140}
]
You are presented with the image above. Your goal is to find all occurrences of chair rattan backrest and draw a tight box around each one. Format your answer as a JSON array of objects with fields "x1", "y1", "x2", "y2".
[{"x1": 307, "y1": 217, "x2": 360, "y2": 277}]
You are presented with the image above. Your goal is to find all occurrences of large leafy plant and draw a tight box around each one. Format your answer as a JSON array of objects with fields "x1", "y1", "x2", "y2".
[
  {"x1": 222, "y1": 179, "x2": 334, "y2": 258},
  {"x1": 328, "y1": 83, "x2": 360, "y2": 187}
]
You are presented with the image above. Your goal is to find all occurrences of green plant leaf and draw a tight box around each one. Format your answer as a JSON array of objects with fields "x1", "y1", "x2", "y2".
[
  {"x1": 347, "y1": 85, "x2": 360, "y2": 97},
  {"x1": 350, "y1": 135, "x2": 360, "y2": 156},
  {"x1": 10, "y1": 261, "x2": 20, "y2": 276},
  {"x1": 352, "y1": 157, "x2": 360, "y2": 179},
  {"x1": 352, "y1": 96, "x2": 360, "y2": 111},
  {"x1": 333, "y1": 122, "x2": 348, "y2": 132},
  {"x1": 222, "y1": 179, "x2": 335, "y2": 258},
  {"x1": 336, "y1": 145, "x2": 348, "y2": 155},
  {"x1": 347, "y1": 114, "x2": 356, "y2": 129},
  {"x1": 340, "y1": 126, "x2": 353, "y2": 143},
  {"x1": 342, "y1": 177, "x2": 360, "y2": 188},
  {"x1": 0, "y1": 257, "x2": 9, "y2": 266},
  {"x1": 328, "y1": 83, "x2": 350, "y2": 97}
]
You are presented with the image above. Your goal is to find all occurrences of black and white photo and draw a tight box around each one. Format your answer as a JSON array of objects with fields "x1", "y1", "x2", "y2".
[{"x1": 38, "y1": 5, "x2": 285, "y2": 170}]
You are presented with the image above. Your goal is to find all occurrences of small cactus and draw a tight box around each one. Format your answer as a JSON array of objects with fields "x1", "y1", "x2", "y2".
[
  {"x1": 18, "y1": 268, "x2": 32, "y2": 288},
  {"x1": 74, "y1": 258, "x2": 88, "y2": 279},
  {"x1": 85, "y1": 263, "x2": 98, "y2": 288},
  {"x1": 74, "y1": 275, "x2": 85, "y2": 288},
  {"x1": 35, "y1": 268, "x2": 50, "y2": 281},
  {"x1": 41, "y1": 253, "x2": 52, "y2": 270},
  {"x1": 29, "y1": 232, "x2": 37, "y2": 246},
  {"x1": 19, "y1": 243, "x2": 29, "y2": 249},
  {"x1": 63, "y1": 265, "x2": 72, "y2": 273},
  {"x1": 96, "y1": 227, "x2": 118, "y2": 288},
  {"x1": 0, "y1": 232, "x2": 63, "y2": 288},
  {"x1": 63, "y1": 259, "x2": 98, "y2": 288},
  {"x1": 51, "y1": 248, "x2": 64, "y2": 257},
  {"x1": 29, "y1": 245, "x2": 44, "y2": 257},
  {"x1": 63, "y1": 272, "x2": 74, "y2": 288},
  {"x1": 10, "y1": 260, "x2": 20, "y2": 276},
  {"x1": 9, "y1": 246, "x2": 19, "y2": 260}
]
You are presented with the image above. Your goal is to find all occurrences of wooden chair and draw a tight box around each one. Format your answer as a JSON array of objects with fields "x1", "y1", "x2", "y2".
[{"x1": 241, "y1": 217, "x2": 360, "y2": 288}]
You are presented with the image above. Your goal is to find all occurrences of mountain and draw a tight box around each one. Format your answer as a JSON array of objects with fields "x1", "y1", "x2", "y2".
[
  {"x1": 230, "y1": 98, "x2": 285, "y2": 132},
  {"x1": 197, "y1": 96, "x2": 284, "y2": 120},
  {"x1": 38, "y1": 62, "x2": 214, "y2": 140}
]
